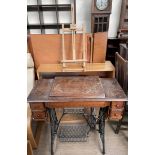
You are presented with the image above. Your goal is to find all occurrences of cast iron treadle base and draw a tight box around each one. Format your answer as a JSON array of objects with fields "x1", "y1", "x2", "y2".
[{"x1": 58, "y1": 123, "x2": 90, "y2": 142}]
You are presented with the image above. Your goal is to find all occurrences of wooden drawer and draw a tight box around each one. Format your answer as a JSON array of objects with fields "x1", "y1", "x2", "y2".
[
  {"x1": 109, "y1": 110, "x2": 123, "y2": 120},
  {"x1": 30, "y1": 103, "x2": 45, "y2": 110},
  {"x1": 111, "y1": 101, "x2": 124, "y2": 109},
  {"x1": 46, "y1": 101, "x2": 110, "y2": 108},
  {"x1": 32, "y1": 111, "x2": 47, "y2": 120}
]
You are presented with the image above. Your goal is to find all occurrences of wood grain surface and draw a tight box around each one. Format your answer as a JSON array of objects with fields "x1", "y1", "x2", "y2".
[
  {"x1": 93, "y1": 32, "x2": 108, "y2": 63},
  {"x1": 37, "y1": 61, "x2": 114, "y2": 73},
  {"x1": 46, "y1": 101, "x2": 110, "y2": 108},
  {"x1": 29, "y1": 34, "x2": 91, "y2": 68},
  {"x1": 49, "y1": 76, "x2": 105, "y2": 98},
  {"x1": 37, "y1": 61, "x2": 115, "y2": 78},
  {"x1": 27, "y1": 78, "x2": 127, "y2": 103}
]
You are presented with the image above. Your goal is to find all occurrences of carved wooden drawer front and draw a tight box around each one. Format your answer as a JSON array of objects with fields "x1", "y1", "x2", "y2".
[
  {"x1": 32, "y1": 111, "x2": 47, "y2": 120},
  {"x1": 112, "y1": 101, "x2": 124, "y2": 109},
  {"x1": 109, "y1": 111, "x2": 123, "y2": 120},
  {"x1": 109, "y1": 101, "x2": 124, "y2": 120},
  {"x1": 30, "y1": 103, "x2": 45, "y2": 110}
]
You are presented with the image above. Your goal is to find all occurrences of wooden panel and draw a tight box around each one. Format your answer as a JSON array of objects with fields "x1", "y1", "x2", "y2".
[
  {"x1": 92, "y1": 15, "x2": 110, "y2": 33},
  {"x1": 50, "y1": 76, "x2": 105, "y2": 98},
  {"x1": 28, "y1": 79, "x2": 53, "y2": 102},
  {"x1": 109, "y1": 101, "x2": 124, "y2": 120},
  {"x1": 46, "y1": 101, "x2": 110, "y2": 108},
  {"x1": 30, "y1": 103, "x2": 45, "y2": 110},
  {"x1": 39, "y1": 71, "x2": 114, "y2": 79},
  {"x1": 29, "y1": 34, "x2": 91, "y2": 68},
  {"x1": 119, "y1": 44, "x2": 128, "y2": 60},
  {"x1": 37, "y1": 61, "x2": 114, "y2": 73},
  {"x1": 27, "y1": 78, "x2": 127, "y2": 103},
  {"x1": 32, "y1": 111, "x2": 47, "y2": 120},
  {"x1": 100, "y1": 78, "x2": 127, "y2": 100},
  {"x1": 37, "y1": 61, "x2": 115, "y2": 78},
  {"x1": 109, "y1": 110, "x2": 123, "y2": 120},
  {"x1": 115, "y1": 52, "x2": 128, "y2": 95},
  {"x1": 93, "y1": 32, "x2": 107, "y2": 63},
  {"x1": 111, "y1": 101, "x2": 124, "y2": 109}
]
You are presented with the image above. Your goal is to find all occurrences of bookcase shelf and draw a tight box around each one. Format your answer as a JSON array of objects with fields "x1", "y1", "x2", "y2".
[{"x1": 27, "y1": 0, "x2": 76, "y2": 34}]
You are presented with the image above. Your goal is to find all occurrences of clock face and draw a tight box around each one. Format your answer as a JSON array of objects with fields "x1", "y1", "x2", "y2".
[{"x1": 96, "y1": 0, "x2": 108, "y2": 11}]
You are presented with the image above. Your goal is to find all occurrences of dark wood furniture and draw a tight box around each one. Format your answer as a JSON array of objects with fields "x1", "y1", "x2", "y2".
[
  {"x1": 119, "y1": 43, "x2": 128, "y2": 60},
  {"x1": 91, "y1": 0, "x2": 112, "y2": 33},
  {"x1": 27, "y1": 0, "x2": 76, "y2": 34},
  {"x1": 27, "y1": 77, "x2": 127, "y2": 155},
  {"x1": 119, "y1": 0, "x2": 128, "y2": 30},
  {"x1": 115, "y1": 52, "x2": 128, "y2": 95},
  {"x1": 106, "y1": 38, "x2": 120, "y2": 66},
  {"x1": 115, "y1": 52, "x2": 128, "y2": 134},
  {"x1": 106, "y1": 41, "x2": 128, "y2": 66},
  {"x1": 118, "y1": 0, "x2": 128, "y2": 43}
]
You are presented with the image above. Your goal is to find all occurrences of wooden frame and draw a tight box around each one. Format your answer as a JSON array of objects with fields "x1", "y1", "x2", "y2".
[
  {"x1": 91, "y1": 0, "x2": 112, "y2": 33},
  {"x1": 115, "y1": 52, "x2": 128, "y2": 95},
  {"x1": 61, "y1": 23, "x2": 87, "y2": 71},
  {"x1": 27, "y1": 140, "x2": 33, "y2": 155},
  {"x1": 27, "y1": 0, "x2": 76, "y2": 34}
]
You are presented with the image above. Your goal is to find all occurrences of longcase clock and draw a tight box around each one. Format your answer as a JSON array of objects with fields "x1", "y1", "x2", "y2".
[{"x1": 91, "y1": 0, "x2": 112, "y2": 33}]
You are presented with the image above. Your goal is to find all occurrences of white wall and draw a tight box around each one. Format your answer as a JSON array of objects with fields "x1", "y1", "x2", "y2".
[
  {"x1": 28, "y1": 0, "x2": 122, "y2": 37},
  {"x1": 108, "y1": 0, "x2": 122, "y2": 38},
  {"x1": 76, "y1": 0, "x2": 92, "y2": 33}
]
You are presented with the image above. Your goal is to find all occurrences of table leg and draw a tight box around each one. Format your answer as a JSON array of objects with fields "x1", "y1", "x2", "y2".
[
  {"x1": 98, "y1": 107, "x2": 107, "y2": 155},
  {"x1": 89, "y1": 108, "x2": 96, "y2": 129},
  {"x1": 48, "y1": 108, "x2": 58, "y2": 155},
  {"x1": 115, "y1": 101, "x2": 127, "y2": 134}
]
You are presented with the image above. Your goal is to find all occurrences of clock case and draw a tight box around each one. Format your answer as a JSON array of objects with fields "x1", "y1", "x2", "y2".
[{"x1": 91, "y1": 0, "x2": 112, "y2": 33}]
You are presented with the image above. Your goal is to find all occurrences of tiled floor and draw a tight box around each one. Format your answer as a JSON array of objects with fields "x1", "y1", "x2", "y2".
[{"x1": 33, "y1": 121, "x2": 128, "y2": 155}]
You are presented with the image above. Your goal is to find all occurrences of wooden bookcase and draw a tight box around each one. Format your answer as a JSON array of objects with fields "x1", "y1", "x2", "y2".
[{"x1": 27, "y1": 0, "x2": 76, "y2": 34}]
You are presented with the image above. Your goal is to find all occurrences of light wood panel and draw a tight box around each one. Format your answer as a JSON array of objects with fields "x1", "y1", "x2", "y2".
[
  {"x1": 27, "y1": 140, "x2": 33, "y2": 155},
  {"x1": 37, "y1": 61, "x2": 115, "y2": 78},
  {"x1": 93, "y1": 32, "x2": 108, "y2": 63},
  {"x1": 29, "y1": 34, "x2": 91, "y2": 68}
]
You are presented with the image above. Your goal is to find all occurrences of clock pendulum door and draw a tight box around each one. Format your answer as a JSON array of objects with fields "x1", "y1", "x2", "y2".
[{"x1": 93, "y1": 14, "x2": 110, "y2": 32}]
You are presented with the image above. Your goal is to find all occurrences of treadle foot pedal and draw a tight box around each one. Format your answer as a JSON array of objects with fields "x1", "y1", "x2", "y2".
[{"x1": 58, "y1": 123, "x2": 90, "y2": 142}]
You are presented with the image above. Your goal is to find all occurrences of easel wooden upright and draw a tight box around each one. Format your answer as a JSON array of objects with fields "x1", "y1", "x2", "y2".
[{"x1": 61, "y1": 4, "x2": 88, "y2": 71}]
